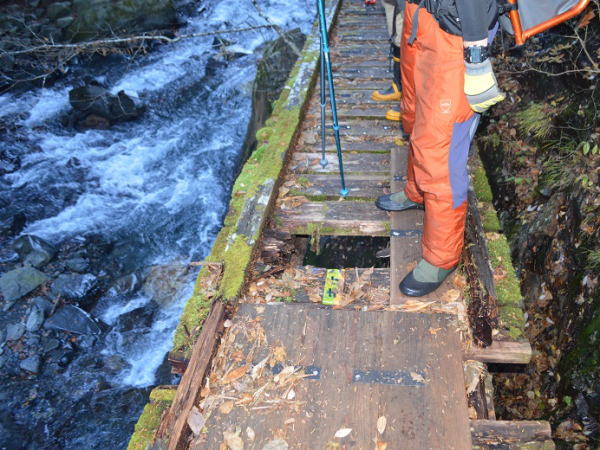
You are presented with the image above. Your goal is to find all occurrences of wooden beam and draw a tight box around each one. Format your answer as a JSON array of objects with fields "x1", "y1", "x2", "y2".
[
  {"x1": 464, "y1": 340, "x2": 532, "y2": 365},
  {"x1": 470, "y1": 420, "x2": 553, "y2": 446},
  {"x1": 155, "y1": 301, "x2": 226, "y2": 449}
]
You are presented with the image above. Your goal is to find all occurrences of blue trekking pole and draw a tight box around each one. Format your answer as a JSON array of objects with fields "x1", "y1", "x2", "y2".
[
  {"x1": 319, "y1": 33, "x2": 328, "y2": 169},
  {"x1": 317, "y1": 0, "x2": 348, "y2": 197}
]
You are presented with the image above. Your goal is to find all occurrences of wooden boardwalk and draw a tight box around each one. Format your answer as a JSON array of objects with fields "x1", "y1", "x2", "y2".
[{"x1": 151, "y1": 1, "x2": 554, "y2": 449}]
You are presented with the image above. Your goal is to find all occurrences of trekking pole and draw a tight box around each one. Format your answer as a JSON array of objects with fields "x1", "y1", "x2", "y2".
[
  {"x1": 319, "y1": 33, "x2": 328, "y2": 169},
  {"x1": 317, "y1": 0, "x2": 348, "y2": 197}
]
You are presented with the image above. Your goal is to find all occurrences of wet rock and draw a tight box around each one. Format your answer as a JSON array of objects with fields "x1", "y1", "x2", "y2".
[
  {"x1": 32, "y1": 297, "x2": 54, "y2": 316},
  {"x1": 44, "y1": 305, "x2": 101, "y2": 335},
  {"x1": 78, "y1": 114, "x2": 111, "y2": 130},
  {"x1": 20, "y1": 354, "x2": 41, "y2": 373},
  {"x1": 51, "y1": 273, "x2": 98, "y2": 300},
  {"x1": 6, "y1": 323, "x2": 25, "y2": 341},
  {"x1": 42, "y1": 338, "x2": 60, "y2": 353},
  {"x1": 107, "y1": 272, "x2": 143, "y2": 297},
  {"x1": 65, "y1": 256, "x2": 89, "y2": 273},
  {"x1": 69, "y1": 84, "x2": 143, "y2": 128},
  {"x1": 102, "y1": 354, "x2": 129, "y2": 374},
  {"x1": 13, "y1": 234, "x2": 57, "y2": 268},
  {"x1": 115, "y1": 303, "x2": 158, "y2": 332},
  {"x1": 26, "y1": 305, "x2": 45, "y2": 332},
  {"x1": 0, "y1": 266, "x2": 48, "y2": 302},
  {"x1": 142, "y1": 263, "x2": 194, "y2": 308}
]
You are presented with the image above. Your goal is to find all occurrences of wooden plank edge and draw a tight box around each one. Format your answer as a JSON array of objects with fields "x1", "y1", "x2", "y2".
[
  {"x1": 470, "y1": 420, "x2": 553, "y2": 447},
  {"x1": 464, "y1": 339, "x2": 532, "y2": 365},
  {"x1": 155, "y1": 300, "x2": 226, "y2": 449}
]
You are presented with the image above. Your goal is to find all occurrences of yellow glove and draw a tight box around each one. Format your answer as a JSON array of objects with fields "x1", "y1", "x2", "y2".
[{"x1": 464, "y1": 59, "x2": 505, "y2": 113}]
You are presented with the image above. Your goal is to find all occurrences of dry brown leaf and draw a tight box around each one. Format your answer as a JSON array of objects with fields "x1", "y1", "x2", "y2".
[
  {"x1": 273, "y1": 346, "x2": 287, "y2": 363},
  {"x1": 334, "y1": 428, "x2": 352, "y2": 438},
  {"x1": 429, "y1": 327, "x2": 441, "y2": 335},
  {"x1": 223, "y1": 430, "x2": 244, "y2": 450},
  {"x1": 410, "y1": 371, "x2": 426, "y2": 383},
  {"x1": 246, "y1": 427, "x2": 255, "y2": 441},
  {"x1": 375, "y1": 440, "x2": 388, "y2": 450},
  {"x1": 399, "y1": 300, "x2": 435, "y2": 312},
  {"x1": 377, "y1": 416, "x2": 387, "y2": 434},
  {"x1": 219, "y1": 401, "x2": 234, "y2": 415},
  {"x1": 222, "y1": 365, "x2": 249, "y2": 384},
  {"x1": 577, "y1": 9, "x2": 595, "y2": 28}
]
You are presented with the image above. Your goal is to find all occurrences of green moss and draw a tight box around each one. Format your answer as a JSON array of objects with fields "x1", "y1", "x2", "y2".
[
  {"x1": 220, "y1": 235, "x2": 253, "y2": 300},
  {"x1": 486, "y1": 234, "x2": 525, "y2": 339},
  {"x1": 297, "y1": 176, "x2": 311, "y2": 187},
  {"x1": 473, "y1": 166, "x2": 494, "y2": 203},
  {"x1": 149, "y1": 387, "x2": 177, "y2": 403},
  {"x1": 482, "y1": 208, "x2": 501, "y2": 232},
  {"x1": 127, "y1": 394, "x2": 172, "y2": 450}
]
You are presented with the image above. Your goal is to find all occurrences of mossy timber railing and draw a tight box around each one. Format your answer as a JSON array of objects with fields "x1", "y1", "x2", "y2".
[{"x1": 128, "y1": 1, "x2": 551, "y2": 448}]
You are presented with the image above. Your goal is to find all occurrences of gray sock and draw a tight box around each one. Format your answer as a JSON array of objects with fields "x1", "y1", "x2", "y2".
[{"x1": 412, "y1": 259, "x2": 455, "y2": 283}]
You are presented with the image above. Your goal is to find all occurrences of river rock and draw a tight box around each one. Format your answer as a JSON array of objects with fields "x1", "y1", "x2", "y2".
[
  {"x1": 69, "y1": 84, "x2": 143, "y2": 127},
  {"x1": 51, "y1": 273, "x2": 98, "y2": 300},
  {"x1": 65, "y1": 256, "x2": 89, "y2": 273},
  {"x1": 6, "y1": 323, "x2": 25, "y2": 341},
  {"x1": 26, "y1": 305, "x2": 45, "y2": 332},
  {"x1": 44, "y1": 305, "x2": 101, "y2": 335},
  {"x1": 32, "y1": 297, "x2": 53, "y2": 316},
  {"x1": 0, "y1": 267, "x2": 49, "y2": 303},
  {"x1": 13, "y1": 234, "x2": 57, "y2": 268},
  {"x1": 142, "y1": 263, "x2": 194, "y2": 308},
  {"x1": 20, "y1": 355, "x2": 41, "y2": 373},
  {"x1": 107, "y1": 272, "x2": 143, "y2": 297}
]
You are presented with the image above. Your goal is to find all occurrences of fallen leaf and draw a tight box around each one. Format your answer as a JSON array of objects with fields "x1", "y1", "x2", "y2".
[
  {"x1": 219, "y1": 401, "x2": 234, "y2": 415},
  {"x1": 286, "y1": 389, "x2": 296, "y2": 400},
  {"x1": 428, "y1": 327, "x2": 441, "y2": 335},
  {"x1": 187, "y1": 406, "x2": 205, "y2": 436},
  {"x1": 273, "y1": 346, "x2": 287, "y2": 363},
  {"x1": 375, "y1": 440, "x2": 388, "y2": 450},
  {"x1": 334, "y1": 428, "x2": 352, "y2": 438},
  {"x1": 246, "y1": 427, "x2": 255, "y2": 441},
  {"x1": 223, "y1": 430, "x2": 244, "y2": 450},
  {"x1": 577, "y1": 9, "x2": 595, "y2": 28},
  {"x1": 410, "y1": 372, "x2": 426, "y2": 383},
  {"x1": 377, "y1": 416, "x2": 387, "y2": 434},
  {"x1": 263, "y1": 439, "x2": 289, "y2": 450},
  {"x1": 222, "y1": 365, "x2": 249, "y2": 384},
  {"x1": 284, "y1": 418, "x2": 296, "y2": 425}
]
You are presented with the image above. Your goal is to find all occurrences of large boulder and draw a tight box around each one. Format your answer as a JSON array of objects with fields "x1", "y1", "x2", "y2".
[
  {"x1": 44, "y1": 305, "x2": 101, "y2": 335},
  {"x1": 13, "y1": 234, "x2": 57, "y2": 268},
  {"x1": 69, "y1": 84, "x2": 143, "y2": 128},
  {"x1": 0, "y1": 266, "x2": 48, "y2": 304}
]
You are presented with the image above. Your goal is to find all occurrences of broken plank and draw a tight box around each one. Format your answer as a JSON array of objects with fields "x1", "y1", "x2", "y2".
[
  {"x1": 464, "y1": 340, "x2": 532, "y2": 365},
  {"x1": 390, "y1": 141, "x2": 410, "y2": 306},
  {"x1": 275, "y1": 200, "x2": 423, "y2": 237},
  {"x1": 155, "y1": 300, "x2": 226, "y2": 449},
  {"x1": 470, "y1": 420, "x2": 553, "y2": 446}
]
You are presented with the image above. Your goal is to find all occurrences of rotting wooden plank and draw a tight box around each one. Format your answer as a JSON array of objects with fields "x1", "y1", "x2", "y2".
[
  {"x1": 391, "y1": 145, "x2": 412, "y2": 306},
  {"x1": 464, "y1": 340, "x2": 532, "y2": 365},
  {"x1": 306, "y1": 105, "x2": 389, "y2": 121},
  {"x1": 155, "y1": 300, "x2": 226, "y2": 449},
  {"x1": 301, "y1": 119, "x2": 402, "y2": 137},
  {"x1": 199, "y1": 304, "x2": 472, "y2": 449},
  {"x1": 470, "y1": 420, "x2": 553, "y2": 446},
  {"x1": 275, "y1": 200, "x2": 423, "y2": 237},
  {"x1": 286, "y1": 174, "x2": 388, "y2": 199},
  {"x1": 296, "y1": 139, "x2": 397, "y2": 154},
  {"x1": 289, "y1": 152, "x2": 394, "y2": 175}
]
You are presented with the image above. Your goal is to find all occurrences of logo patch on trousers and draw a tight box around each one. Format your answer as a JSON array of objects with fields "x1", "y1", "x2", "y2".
[{"x1": 440, "y1": 99, "x2": 452, "y2": 114}]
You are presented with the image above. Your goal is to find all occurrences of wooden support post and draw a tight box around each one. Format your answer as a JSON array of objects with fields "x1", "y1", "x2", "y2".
[
  {"x1": 155, "y1": 301, "x2": 226, "y2": 449},
  {"x1": 464, "y1": 340, "x2": 532, "y2": 365}
]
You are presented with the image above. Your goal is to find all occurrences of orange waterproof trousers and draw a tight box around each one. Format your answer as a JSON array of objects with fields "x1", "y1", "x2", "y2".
[{"x1": 400, "y1": 2, "x2": 479, "y2": 269}]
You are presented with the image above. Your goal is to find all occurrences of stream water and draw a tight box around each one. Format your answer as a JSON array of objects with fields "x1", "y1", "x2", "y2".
[{"x1": 0, "y1": 1, "x2": 313, "y2": 448}]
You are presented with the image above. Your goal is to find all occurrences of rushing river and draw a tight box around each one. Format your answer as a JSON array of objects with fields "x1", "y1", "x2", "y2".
[{"x1": 0, "y1": 1, "x2": 313, "y2": 448}]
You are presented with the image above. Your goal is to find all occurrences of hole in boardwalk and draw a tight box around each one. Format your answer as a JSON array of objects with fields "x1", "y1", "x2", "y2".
[{"x1": 303, "y1": 236, "x2": 390, "y2": 268}]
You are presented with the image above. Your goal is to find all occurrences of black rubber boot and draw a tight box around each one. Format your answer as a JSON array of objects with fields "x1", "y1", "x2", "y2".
[{"x1": 399, "y1": 261, "x2": 456, "y2": 297}]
